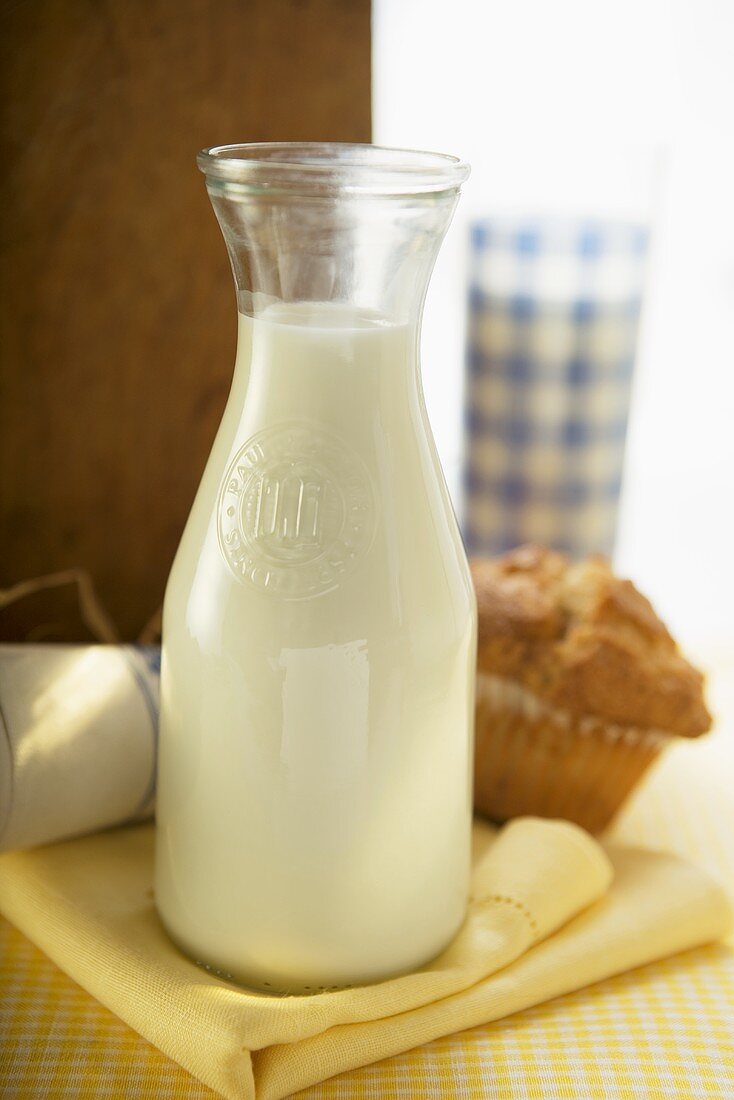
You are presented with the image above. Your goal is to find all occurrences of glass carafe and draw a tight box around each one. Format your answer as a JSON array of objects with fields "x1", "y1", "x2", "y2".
[{"x1": 155, "y1": 143, "x2": 476, "y2": 993}]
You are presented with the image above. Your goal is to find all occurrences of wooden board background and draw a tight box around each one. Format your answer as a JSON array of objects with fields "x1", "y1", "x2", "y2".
[{"x1": 0, "y1": 0, "x2": 371, "y2": 640}]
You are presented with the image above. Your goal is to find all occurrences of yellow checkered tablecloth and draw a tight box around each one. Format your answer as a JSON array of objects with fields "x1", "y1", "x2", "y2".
[{"x1": 1, "y1": 650, "x2": 733, "y2": 1099}]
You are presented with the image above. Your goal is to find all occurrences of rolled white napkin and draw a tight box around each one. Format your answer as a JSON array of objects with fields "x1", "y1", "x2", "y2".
[{"x1": 0, "y1": 645, "x2": 159, "y2": 852}]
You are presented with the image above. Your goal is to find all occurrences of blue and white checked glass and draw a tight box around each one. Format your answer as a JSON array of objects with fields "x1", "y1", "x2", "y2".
[{"x1": 464, "y1": 218, "x2": 649, "y2": 558}]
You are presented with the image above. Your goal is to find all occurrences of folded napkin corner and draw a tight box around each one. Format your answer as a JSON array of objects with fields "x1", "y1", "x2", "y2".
[{"x1": 471, "y1": 816, "x2": 614, "y2": 943}]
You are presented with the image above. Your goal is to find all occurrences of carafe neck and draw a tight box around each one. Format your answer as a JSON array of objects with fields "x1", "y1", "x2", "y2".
[{"x1": 199, "y1": 144, "x2": 469, "y2": 329}]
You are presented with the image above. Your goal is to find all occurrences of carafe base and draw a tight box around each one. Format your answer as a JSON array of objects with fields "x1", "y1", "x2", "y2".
[{"x1": 158, "y1": 903, "x2": 468, "y2": 997}]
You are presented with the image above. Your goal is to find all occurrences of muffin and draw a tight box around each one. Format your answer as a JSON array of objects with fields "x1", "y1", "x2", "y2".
[{"x1": 471, "y1": 545, "x2": 711, "y2": 832}]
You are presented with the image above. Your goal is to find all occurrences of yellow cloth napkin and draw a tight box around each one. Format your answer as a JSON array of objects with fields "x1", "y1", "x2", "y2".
[{"x1": 0, "y1": 817, "x2": 729, "y2": 1100}]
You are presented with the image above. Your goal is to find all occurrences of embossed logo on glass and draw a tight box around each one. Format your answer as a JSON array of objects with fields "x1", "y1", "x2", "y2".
[{"x1": 217, "y1": 424, "x2": 374, "y2": 597}]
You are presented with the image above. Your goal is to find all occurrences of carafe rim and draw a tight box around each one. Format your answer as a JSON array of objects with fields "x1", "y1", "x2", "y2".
[{"x1": 197, "y1": 141, "x2": 470, "y2": 196}]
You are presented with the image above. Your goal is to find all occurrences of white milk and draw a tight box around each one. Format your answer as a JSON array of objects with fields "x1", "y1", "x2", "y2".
[{"x1": 155, "y1": 303, "x2": 476, "y2": 993}]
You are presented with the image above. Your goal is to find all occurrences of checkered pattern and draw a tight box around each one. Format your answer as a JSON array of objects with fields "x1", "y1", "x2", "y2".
[
  {"x1": 464, "y1": 219, "x2": 648, "y2": 558},
  {"x1": 1, "y1": 650, "x2": 732, "y2": 1100}
]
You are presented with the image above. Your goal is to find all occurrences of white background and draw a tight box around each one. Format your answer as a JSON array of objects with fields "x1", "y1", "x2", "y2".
[{"x1": 373, "y1": 0, "x2": 734, "y2": 647}]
